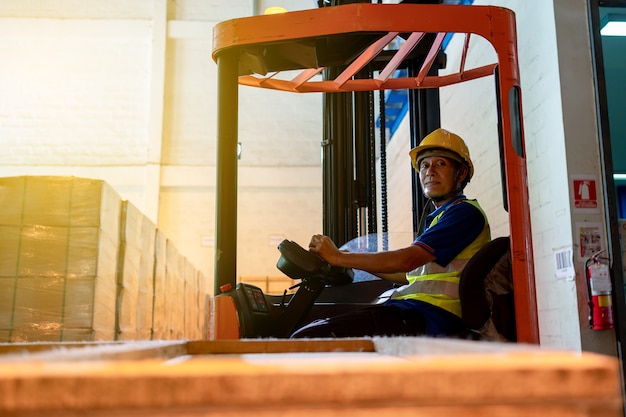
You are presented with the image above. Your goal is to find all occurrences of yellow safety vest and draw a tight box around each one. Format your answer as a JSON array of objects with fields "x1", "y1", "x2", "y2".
[{"x1": 390, "y1": 199, "x2": 491, "y2": 317}]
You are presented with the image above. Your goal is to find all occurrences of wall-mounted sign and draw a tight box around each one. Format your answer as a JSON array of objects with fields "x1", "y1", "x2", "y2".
[
  {"x1": 572, "y1": 175, "x2": 600, "y2": 212},
  {"x1": 576, "y1": 222, "x2": 605, "y2": 261}
]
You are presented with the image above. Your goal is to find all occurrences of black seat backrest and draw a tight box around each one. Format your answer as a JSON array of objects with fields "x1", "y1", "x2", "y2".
[{"x1": 458, "y1": 236, "x2": 516, "y2": 341}]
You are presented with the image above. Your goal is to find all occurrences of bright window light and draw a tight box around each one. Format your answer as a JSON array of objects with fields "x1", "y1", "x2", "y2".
[
  {"x1": 601, "y1": 14, "x2": 626, "y2": 36},
  {"x1": 614, "y1": 174, "x2": 626, "y2": 180}
]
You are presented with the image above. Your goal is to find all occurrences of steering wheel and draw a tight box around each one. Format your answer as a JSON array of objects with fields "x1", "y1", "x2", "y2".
[{"x1": 276, "y1": 240, "x2": 353, "y2": 286}]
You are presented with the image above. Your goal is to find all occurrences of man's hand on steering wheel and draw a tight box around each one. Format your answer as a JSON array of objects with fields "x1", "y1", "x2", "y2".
[{"x1": 309, "y1": 234, "x2": 341, "y2": 265}]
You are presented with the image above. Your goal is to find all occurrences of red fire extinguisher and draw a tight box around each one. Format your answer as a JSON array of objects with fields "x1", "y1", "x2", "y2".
[{"x1": 585, "y1": 250, "x2": 614, "y2": 330}]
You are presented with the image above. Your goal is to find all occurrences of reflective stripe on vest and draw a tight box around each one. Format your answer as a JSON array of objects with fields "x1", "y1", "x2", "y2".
[{"x1": 390, "y1": 199, "x2": 490, "y2": 317}]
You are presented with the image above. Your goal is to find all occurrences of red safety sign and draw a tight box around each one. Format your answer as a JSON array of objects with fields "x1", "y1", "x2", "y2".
[{"x1": 573, "y1": 179, "x2": 598, "y2": 209}]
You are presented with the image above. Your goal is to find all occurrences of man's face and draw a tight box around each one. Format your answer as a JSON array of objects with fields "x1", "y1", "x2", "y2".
[{"x1": 418, "y1": 156, "x2": 465, "y2": 202}]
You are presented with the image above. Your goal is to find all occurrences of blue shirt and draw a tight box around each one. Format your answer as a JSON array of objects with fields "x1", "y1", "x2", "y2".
[{"x1": 412, "y1": 196, "x2": 486, "y2": 266}]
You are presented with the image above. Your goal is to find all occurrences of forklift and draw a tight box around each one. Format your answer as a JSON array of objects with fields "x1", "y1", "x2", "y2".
[
  {"x1": 210, "y1": 1, "x2": 539, "y2": 343},
  {"x1": 2, "y1": 5, "x2": 625, "y2": 416}
]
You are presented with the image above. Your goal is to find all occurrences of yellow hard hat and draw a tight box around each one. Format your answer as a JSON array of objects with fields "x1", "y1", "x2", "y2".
[{"x1": 409, "y1": 128, "x2": 474, "y2": 179}]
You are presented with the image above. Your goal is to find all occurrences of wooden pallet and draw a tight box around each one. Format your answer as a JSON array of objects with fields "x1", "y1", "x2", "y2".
[{"x1": 0, "y1": 337, "x2": 622, "y2": 416}]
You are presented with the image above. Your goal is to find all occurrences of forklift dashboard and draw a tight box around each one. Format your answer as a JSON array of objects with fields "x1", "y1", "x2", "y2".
[{"x1": 223, "y1": 239, "x2": 359, "y2": 338}]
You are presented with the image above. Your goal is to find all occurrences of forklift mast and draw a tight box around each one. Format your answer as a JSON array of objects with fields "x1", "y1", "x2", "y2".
[
  {"x1": 321, "y1": 52, "x2": 444, "y2": 249},
  {"x1": 212, "y1": 3, "x2": 539, "y2": 343},
  {"x1": 320, "y1": 0, "x2": 444, "y2": 250}
]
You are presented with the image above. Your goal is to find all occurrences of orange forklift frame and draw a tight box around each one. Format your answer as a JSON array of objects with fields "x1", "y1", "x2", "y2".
[{"x1": 211, "y1": 3, "x2": 539, "y2": 344}]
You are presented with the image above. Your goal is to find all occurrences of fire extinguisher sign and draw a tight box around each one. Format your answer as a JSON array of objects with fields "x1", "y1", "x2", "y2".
[{"x1": 572, "y1": 175, "x2": 599, "y2": 212}]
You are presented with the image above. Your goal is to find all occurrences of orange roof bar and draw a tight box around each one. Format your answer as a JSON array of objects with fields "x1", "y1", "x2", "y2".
[
  {"x1": 237, "y1": 63, "x2": 498, "y2": 92},
  {"x1": 212, "y1": 3, "x2": 538, "y2": 344},
  {"x1": 334, "y1": 31, "x2": 399, "y2": 87},
  {"x1": 376, "y1": 31, "x2": 425, "y2": 83},
  {"x1": 291, "y1": 68, "x2": 325, "y2": 89},
  {"x1": 459, "y1": 33, "x2": 471, "y2": 76},
  {"x1": 415, "y1": 31, "x2": 446, "y2": 86}
]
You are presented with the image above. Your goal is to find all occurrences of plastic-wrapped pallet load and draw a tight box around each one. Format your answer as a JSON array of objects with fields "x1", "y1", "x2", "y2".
[
  {"x1": 116, "y1": 201, "x2": 157, "y2": 341},
  {"x1": 152, "y1": 229, "x2": 168, "y2": 340},
  {"x1": 136, "y1": 211, "x2": 157, "y2": 340},
  {"x1": 0, "y1": 175, "x2": 209, "y2": 343},
  {"x1": 166, "y1": 240, "x2": 185, "y2": 340},
  {"x1": 197, "y1": 270, "x2": 209, "y2": 339},
  {"x1": 0, "y1": 176, "x2": 121, "y2": 342},
  {"x1": 184, "y1": 259, "x2": 201, "y2": 340}
]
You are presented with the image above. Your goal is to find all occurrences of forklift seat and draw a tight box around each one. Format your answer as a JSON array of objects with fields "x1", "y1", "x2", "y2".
[{"x1": 459, "y1": 236, "x2": 516, "y2": 342}]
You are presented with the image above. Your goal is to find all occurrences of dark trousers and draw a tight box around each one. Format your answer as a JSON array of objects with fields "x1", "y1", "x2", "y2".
[{"x1": 290, "y1": 300, "x2": 465, "y2": 339}]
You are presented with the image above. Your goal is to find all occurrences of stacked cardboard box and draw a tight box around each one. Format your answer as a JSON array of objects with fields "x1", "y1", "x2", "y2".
[
  {"x1": 136, "y1": 211, "x2": 158, "y2": 340},
  {"x1": 184, "y1": 260, "x2": 208, "y2": 341},
  {"x1": 152, "y1": 230, "x2": 168, "y2": 340},
  {"x1": 0, "y1": 176, "x2": 121, "y2": 342},
  {"x1": 151, "y1": 231, "x2": 209, "y2": 341},
  {"x1": 116, "y1": 201, "x2": 157, "y2": 341},
  {"x1": 151, "y1": 223, "x2": 203, "y2": 341},
  {"x1": 0, "y1": 176, "x2": 208, "y2": 343}
]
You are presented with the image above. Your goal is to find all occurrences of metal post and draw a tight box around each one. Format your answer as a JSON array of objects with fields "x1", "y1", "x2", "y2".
[
  {"x1": 214, "y1": 50, "x2": 239, "y2": 295},
  {"x1": 322, "y1": 69, "x2": 356, "y2": 247}
]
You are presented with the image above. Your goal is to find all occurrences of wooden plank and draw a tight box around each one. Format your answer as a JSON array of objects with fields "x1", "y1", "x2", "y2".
[
  {"x1": 186, "y1": 338, "x2": 376, "y2": 354},
  {"x1": 0, "y1": 341, "x2": 187, "y2": 363}
]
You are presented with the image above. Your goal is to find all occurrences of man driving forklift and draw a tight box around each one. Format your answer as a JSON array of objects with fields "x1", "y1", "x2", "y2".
[{"x1": 291, "y1": 128, "x2": 491, "y2": 338}]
